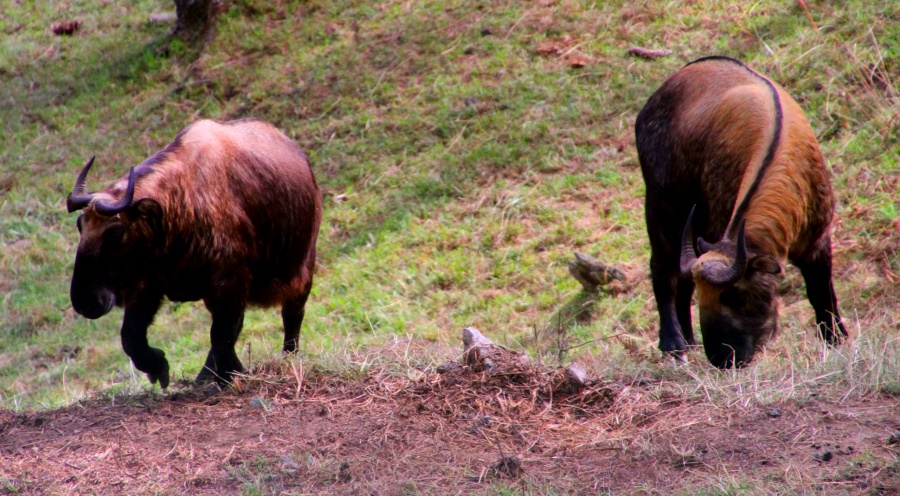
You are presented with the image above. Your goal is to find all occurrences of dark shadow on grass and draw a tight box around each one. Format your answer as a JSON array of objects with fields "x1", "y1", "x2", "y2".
[
  {"x1": 1, "y1": 20, "x2": 209, "y2": 166},
  {"x1": 532, "y1": 291, "x2": 602, "y2": 364}
]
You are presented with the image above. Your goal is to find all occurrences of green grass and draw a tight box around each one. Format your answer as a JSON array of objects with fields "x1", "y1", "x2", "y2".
[{"x1": 1, "y1": 0, "x2": 898, "y2": 411}]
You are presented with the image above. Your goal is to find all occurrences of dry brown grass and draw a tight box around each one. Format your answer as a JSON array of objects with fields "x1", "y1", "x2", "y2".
[{"x1": 1, "y1": 340, "x2": 898, "y2": 494}]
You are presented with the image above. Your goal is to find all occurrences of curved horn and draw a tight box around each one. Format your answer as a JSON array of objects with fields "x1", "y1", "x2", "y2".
[
  {"x1": 701, "y1": 219, "x2": 748, "y2": 286},
  {"x1": 697, "y1": 237, "x2": 715, "y2": 255},
  {"x1": 93, "y1": 167, "x2": 136, "y2": 216},
  {"x1": 66, "y1": 156, "x2": 96, "y2": 213},
  {"x1": 679, "y1": 205, "x2": 699, "y2": 277}
]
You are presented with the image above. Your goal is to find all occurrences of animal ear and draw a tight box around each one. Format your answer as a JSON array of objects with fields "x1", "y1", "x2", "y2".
[
  {"x1": 131, "y1": 199, "x2": 163, "y2": 221},
  {"x1": 129, "y1": 199, "x2": 164, "y2": 237},
  {"x1": 748, "y1": 254, "x2": 781, "y2": 275}
]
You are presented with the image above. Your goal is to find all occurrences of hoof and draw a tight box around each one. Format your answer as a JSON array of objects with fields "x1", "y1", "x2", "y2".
[
  {"x1": 143, "y1": 349, "x2": 170, "y2": 389},
  {"x1": 658, "y1": 335, "x2": 688, "y2": 360},
  {"x1": 197, "y1": 350, "x2": 245, "y2": 386},
  {"x1": 663, "y1": 350, "x2": 688, "y2": 363},
  {"x1": 195, "y1": 366, "x2": 245, "y2": 386},
  {"x1": 195, "y1": 366, "x2": 223, "y2": 385}
]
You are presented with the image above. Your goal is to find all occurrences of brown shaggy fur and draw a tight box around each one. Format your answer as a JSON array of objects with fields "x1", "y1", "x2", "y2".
[
  {"x1": 636, "y1": 56, "x2": 846, "y2": 368},
  {"x1": 666, "y1": 60, "x2": 832, "y2": 253},
  {"x1": 121, "y1": 119, "x2": 320, "y2": 306},
  {"x1": 69, "y1": 118, "x2": 322, "y2": 385}
]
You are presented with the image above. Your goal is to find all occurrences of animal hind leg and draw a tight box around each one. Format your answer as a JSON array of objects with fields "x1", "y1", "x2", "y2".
[
  {"x1": 197, "y1": 300, "x2": 247, "y2": 384},
  {"x1": 281, "y1": 291, "x2": 310, "y2": 354},
  {"x1": 796, "y1": 242, "x2": 848, "y2": 345},
  {"x1": 283, "y1": 251, "x2": 316, "y2": 354}
]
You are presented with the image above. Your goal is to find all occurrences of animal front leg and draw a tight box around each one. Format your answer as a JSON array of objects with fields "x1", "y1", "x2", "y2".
[
  {"x1": 196, "y1": 301, "x2": 246, "y2": 384},
  {"x1": 797, "y1": 246, "x2": 848, "y2": 345},
  {"x1": 646, "y1": 199, "x2": 695, "y2": 360},
  {"x1": 121, "y1": 293, "x2": 169, "y2": 388},
  {"x1": 651, "y1": 257, "x2": 690, "y2": 359},
  {"x1": 675, "y1": 277, "x2": 697, "y2": 347}
]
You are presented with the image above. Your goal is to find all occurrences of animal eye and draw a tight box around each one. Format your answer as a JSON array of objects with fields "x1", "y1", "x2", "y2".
[
  {"x1": 102, "y1": 224, "x2": 127, "y2": 248},
  {"x1": 719, "y1": 288, "x2": 741, "y2": 307},
  {"x1": 76, "y1": 215, "x2": 83, "y2": 233}
]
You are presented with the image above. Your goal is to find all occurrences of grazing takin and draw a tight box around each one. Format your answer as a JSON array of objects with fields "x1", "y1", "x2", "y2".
[
  {"x1": 634, "y1": 56, "x2": 848, "y2": 368},
  {"x1": 66, "y1": 118, "x2": 322, "y2": 386}
]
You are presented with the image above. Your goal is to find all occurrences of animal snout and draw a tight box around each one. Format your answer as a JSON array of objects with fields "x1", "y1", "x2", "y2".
[
  {"x1": 71, "y1": 288, "x2": 115, "y2": 319},
  {"x1": 706, "y1": 341, "x2": 755, "y2": 369}
]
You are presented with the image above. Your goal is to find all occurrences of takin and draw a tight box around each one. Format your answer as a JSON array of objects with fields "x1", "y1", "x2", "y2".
[
  {"x1": 66, "y1": 118, "x2": 323, "y2": 386},
  {"x1": 634, "y1": 56, "x2": 848, "y2": 368}
]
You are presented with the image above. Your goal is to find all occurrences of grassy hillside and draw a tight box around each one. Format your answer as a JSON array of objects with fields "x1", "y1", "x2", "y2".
[{"x1": 1, "y1": 0, "x2": 897, "y2": 413}]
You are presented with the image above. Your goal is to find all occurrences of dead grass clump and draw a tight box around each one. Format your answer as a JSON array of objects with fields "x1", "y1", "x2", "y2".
[
  {"x1": 413, "y1": 350, "x2": 618, "y2": 421},
  {"x1": 488, "y1": 455, "x2": 523, "y2": 480},
  {"x1": 2, "y1": 348, "x2": 899, "y2": 494},
  {"x1": 533, "y1": 35, "x2": 596, "y2": 68},
  {"x1": 406, "y1": 328, "x2": 620, "y2": 423}
]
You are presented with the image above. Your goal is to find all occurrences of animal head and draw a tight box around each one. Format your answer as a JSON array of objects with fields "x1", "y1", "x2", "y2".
[
  {"x1": 66, "y1": 157, "x2": 162, "y2": 318},
  {"x1": 679, "y1": 207, "x2": 782, "y2": 368}
]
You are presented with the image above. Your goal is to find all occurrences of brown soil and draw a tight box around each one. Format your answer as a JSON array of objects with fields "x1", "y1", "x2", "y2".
[{"x1": 1, "y1": 349, "x2": 898, "y2": 495}]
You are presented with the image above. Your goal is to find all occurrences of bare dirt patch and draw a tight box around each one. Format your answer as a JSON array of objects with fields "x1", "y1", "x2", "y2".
[{"x1": 1, "y1": 349, "x2": 898, "y2": 494}]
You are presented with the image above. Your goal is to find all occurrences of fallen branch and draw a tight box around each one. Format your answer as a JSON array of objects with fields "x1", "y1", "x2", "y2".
[{"x1": 567, "y1": 252, "x2": 627, "y2": 292}]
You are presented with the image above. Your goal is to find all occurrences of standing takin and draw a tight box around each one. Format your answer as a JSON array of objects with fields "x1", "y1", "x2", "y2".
[
  {"x1": 66, "y1": 118, "x2": 323, "y2": 386},
  {"x1": 635, "y1": 56, "x2": 848, "y2": 368}
]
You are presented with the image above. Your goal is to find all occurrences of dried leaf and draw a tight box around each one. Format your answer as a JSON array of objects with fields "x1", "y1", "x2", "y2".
[
  {"x1": 51, "y1": 20, "x2": 82, "y2": 36},
  {"x1": 627, "y1": 47, "x2": 672, "y2": 60}
]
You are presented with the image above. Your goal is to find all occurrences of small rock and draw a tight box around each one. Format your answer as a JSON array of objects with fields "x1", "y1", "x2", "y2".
[
  {"x1": 815, "y1": 451, "x2": 833, "y2": 462},
  {"x1": 280, "y1": 455, "x2": 300, "y2": 471},
  {"x1": 767, "y1": 407, "x2": 782, "y2": 418},
  {"x1": 564, "y1": 363, "x2": 587, "y2": 388},
  {"x1": 474, "y1": 415, "x2": 492, "y2": 428},
  {"x1": 436, "y1": 362, "x2": 459, "y2": 374},
  {"x1": 480, "y1": 28, "x2": 493, "y2": 36},
  {"x1": 491, "y1": 456, "x2": 523, "y2": 479},
  {"x1": 888, "y1": 432, "x2": 900, "y2": 445},
  {"x1": 464, "y1": 97, "x2": 478, "y2": 106},
  {"x1": 337, "y1": 461, "x2": 352, "y2": 483},
  {"x1": 248, "y1": 397, "x2": 270, "y2": 410}
]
